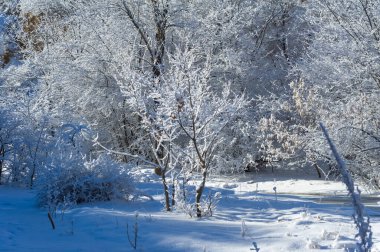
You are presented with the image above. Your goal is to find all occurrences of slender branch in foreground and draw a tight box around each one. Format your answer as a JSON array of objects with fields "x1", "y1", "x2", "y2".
[{"x1": 320, "y1": 123, "x2": 372, "y2": 252}]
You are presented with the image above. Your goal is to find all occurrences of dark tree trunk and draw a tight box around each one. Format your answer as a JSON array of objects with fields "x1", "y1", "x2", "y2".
[
  {"x1": 161, "y1": 172, "x2": 171, "y2": 211},
  {"x1": 0, "y1": 145, "x2": 3, "y2": 185},
  {"x1": 171, "y1": 181, "x2": 175, "y2": 207},
  {"x1": 195, "y1": 161, "x2": 207, "y2": 217},
  {"x1": 151, "y1": 0, "x2": 168, "y2": 78},
  {"x1": 313, "y1": 163, "x2": 322, "y2": 178}
]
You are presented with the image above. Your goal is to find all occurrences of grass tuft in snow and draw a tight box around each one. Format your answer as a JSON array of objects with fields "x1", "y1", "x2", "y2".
[{"x1": 127, "y1": 211, "x2": 139, "y2": 250}]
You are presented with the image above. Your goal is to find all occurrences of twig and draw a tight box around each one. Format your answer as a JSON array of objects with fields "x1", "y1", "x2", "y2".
[{"x1": 47, "y1": 212, "x2": 55, "y2": 230}]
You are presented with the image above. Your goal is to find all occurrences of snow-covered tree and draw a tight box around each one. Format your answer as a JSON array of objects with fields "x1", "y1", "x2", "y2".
[
  {"x1": 254, "y1": 0, "x2": 380, "y2": 187},
  {"x1": 113, "y1": 30, "x2": 250, "y2": 215},
  {"x1": 165, "y1": 46, "x2": 248, "y2": 217},
  {"x1": 292, "y1": 0, "x2": 380, "y2": 187}
]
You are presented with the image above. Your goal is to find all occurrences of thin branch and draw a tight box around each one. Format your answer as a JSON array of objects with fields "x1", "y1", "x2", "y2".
[
  {"x1": 93, "y1": 139, "x2": 158, "y2": 167},
  {"x1": 121, "y1": 0, "x2": 154, "y2": 62}
]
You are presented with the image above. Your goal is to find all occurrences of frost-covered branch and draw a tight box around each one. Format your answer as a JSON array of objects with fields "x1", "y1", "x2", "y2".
[
  {"x1": 320, "y1": 123, "x2": 372, "y2": 252},
  {"x1": 93, "y1": 138, "x2": 158, "y2": 168}
]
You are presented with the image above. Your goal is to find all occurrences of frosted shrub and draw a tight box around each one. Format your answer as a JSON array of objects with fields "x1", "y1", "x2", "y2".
[
  {"x1": 37, "y1": 154, "x2": 134, "y2": 210},
  {"x1": 174, "y1": 179, "x2": 222, "y2": 218},
  {"x1": 83, "y1": 155, "x2": 135, "y2": 202},
  {"x1": 0, "y1": 109, "x2": 52, "y2": 187},
  {"x1": 0, "y1": 109, "x2": 20, "y2": 184},
  {"x1": 306, "y1": 239, "x2": 321, "y2": 249},
  {"x1": 201, "y1": 191, "x2": 222, "y2": 217},
  {"x1": 173, "y1": 179, "x2": 195, "y2": 217}
]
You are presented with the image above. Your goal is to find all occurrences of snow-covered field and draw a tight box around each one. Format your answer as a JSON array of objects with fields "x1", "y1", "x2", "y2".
[{"x1": 1, "y1": 169, "x2": 379, "y2": 252}]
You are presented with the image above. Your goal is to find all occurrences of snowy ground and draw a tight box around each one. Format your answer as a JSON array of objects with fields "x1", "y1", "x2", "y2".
[{"x1": 1, "y1": 169, "x2": 379, "y2": 252}]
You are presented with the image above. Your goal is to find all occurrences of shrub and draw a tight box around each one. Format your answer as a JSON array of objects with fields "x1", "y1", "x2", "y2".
[{"x1": 37, "y1": 154, "x2": 135, "y2": 210}]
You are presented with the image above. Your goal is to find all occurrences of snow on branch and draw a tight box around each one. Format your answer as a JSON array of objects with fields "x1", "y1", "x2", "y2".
[{"x1": 320, "y1": 123, "x2": 372, "y2": 252}]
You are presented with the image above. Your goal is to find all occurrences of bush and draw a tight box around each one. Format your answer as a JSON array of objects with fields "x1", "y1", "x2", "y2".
[{"x1": 37, "y1": 154, "x2": 134, "y2": 210}]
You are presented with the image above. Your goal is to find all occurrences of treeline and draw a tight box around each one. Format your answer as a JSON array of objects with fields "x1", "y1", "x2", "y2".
[{"x1": 0, "y1": 0, "x2": 379, "y2": 214}]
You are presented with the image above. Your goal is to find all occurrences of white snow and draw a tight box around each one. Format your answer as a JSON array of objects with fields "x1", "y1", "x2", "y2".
[{"x1": 1, "y1": 170, "x2": 379, "y2": 251}]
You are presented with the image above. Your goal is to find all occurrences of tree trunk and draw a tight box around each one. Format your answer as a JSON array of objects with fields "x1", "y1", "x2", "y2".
[
  {"x1": 195, "y1": 162, "x2": 207, "y2": 217},
  {"x1": 0, "y1": 145, "x2": 4, "y2": 184},
  {"x1": 161, "y1": 172, "x2": 171, "y2": 211},
  {"x1": 151, "y1": 0, "x2": 167, "y2": 78},
  {"x1": 171, "y1": 181, "x2": 175, "y2": 207},
  {"x1": 313, "y1": 163, "x2": 322, "y2": 178}
]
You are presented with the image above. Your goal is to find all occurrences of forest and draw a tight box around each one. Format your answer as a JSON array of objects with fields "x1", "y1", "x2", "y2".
[{"x1": 0, "y1": 1, "x2": 379, "y2": 251}]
